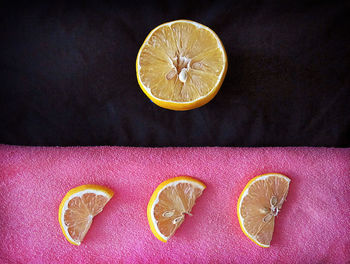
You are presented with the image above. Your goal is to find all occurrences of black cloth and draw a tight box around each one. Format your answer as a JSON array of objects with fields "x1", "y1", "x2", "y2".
[{"x1": 1, "y1": 1, "x2": 349, "y2": 147}]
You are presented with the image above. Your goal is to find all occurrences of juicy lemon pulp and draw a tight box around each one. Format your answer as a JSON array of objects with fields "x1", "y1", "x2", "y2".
[
  {"x1": 137, "y1": 20, "x2": 227, "y2": 110},
  {"x1": 64, "y1": 193, "x2": 109, "y2": 242},
  {"x1": 154, "y1": 182, "x2": 203, "y2": 238}
]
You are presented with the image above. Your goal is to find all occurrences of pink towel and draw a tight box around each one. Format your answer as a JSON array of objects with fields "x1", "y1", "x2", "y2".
[{"x1": 0, "y1": 145, "x2": 349, "y2": 263}]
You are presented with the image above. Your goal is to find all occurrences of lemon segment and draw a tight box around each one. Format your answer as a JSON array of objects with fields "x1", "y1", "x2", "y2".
[
  {"x1": 58, "y1": 184, "x2": 114, "y2": 245},
  {"x1": 136, "y1": 20, "x2": 227, "y2": 110},
  {"x1": 237, "y1": 173, "x2": 290, "y2": 247},
  {"x1": 147, "y1": 176, "x2": 206, "y2": 242}
]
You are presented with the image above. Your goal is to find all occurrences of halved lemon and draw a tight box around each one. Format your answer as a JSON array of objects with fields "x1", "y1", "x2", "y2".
[
  {"x1": 136, "y1": 20, "x2": 228, "y2": 111},
  {"x1": 147, "y1": 176, "x2": 206, "y2": 242},
  {"x1": 237, "y1": 173, "x2": 291, "y2": 247},
  {"x1": 58, "y1": 184, "x2": 114, "y2": 245}
]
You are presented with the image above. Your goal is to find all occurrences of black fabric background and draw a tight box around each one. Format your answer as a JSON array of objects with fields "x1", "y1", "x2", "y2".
[{"x1": 0, "y1": 1, "x2": 349, "y2": 147}]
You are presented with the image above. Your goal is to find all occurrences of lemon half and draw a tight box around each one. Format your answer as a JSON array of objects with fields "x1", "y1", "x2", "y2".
[{"x1": 136, "y1": 20, "x2": 228, "y2": 110}]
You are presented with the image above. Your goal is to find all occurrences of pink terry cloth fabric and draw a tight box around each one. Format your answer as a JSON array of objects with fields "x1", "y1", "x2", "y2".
[{"x1": 0, "y1": 145, "x2": 349, "y2": 264}]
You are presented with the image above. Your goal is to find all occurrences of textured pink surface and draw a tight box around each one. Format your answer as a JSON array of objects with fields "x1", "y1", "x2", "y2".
[{"x1": 0, "y1": 145, "x2": 349, "y2": 263}]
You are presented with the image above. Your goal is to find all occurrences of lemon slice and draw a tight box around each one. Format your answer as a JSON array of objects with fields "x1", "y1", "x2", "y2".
[
  {"x1": 58, "y1": 184, "x2": 114, "y2": 245},
  {"x1": 147, "y1": 176, "x2": 206, "y2": 242},
  {"x1": 237, "y1": 173, "x2": 291, "y2": 247},
  {"x1": 136, "y1": 20, "x2": 228, "y2": 110}
]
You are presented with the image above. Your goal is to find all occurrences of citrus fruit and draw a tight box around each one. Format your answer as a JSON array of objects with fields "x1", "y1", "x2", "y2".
[
  {"x1": 136, "y1": 20, "x2": 228, "y2": 111},
  {"x1": 58, "y1": 184, "x2": 114, "y2": 245},
  {"x1": 237, "y1": 173, "x2": 291, "y2": 247},
  {"x1": 147, "y1": 176, "x2": 206, "y2": 242}
]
